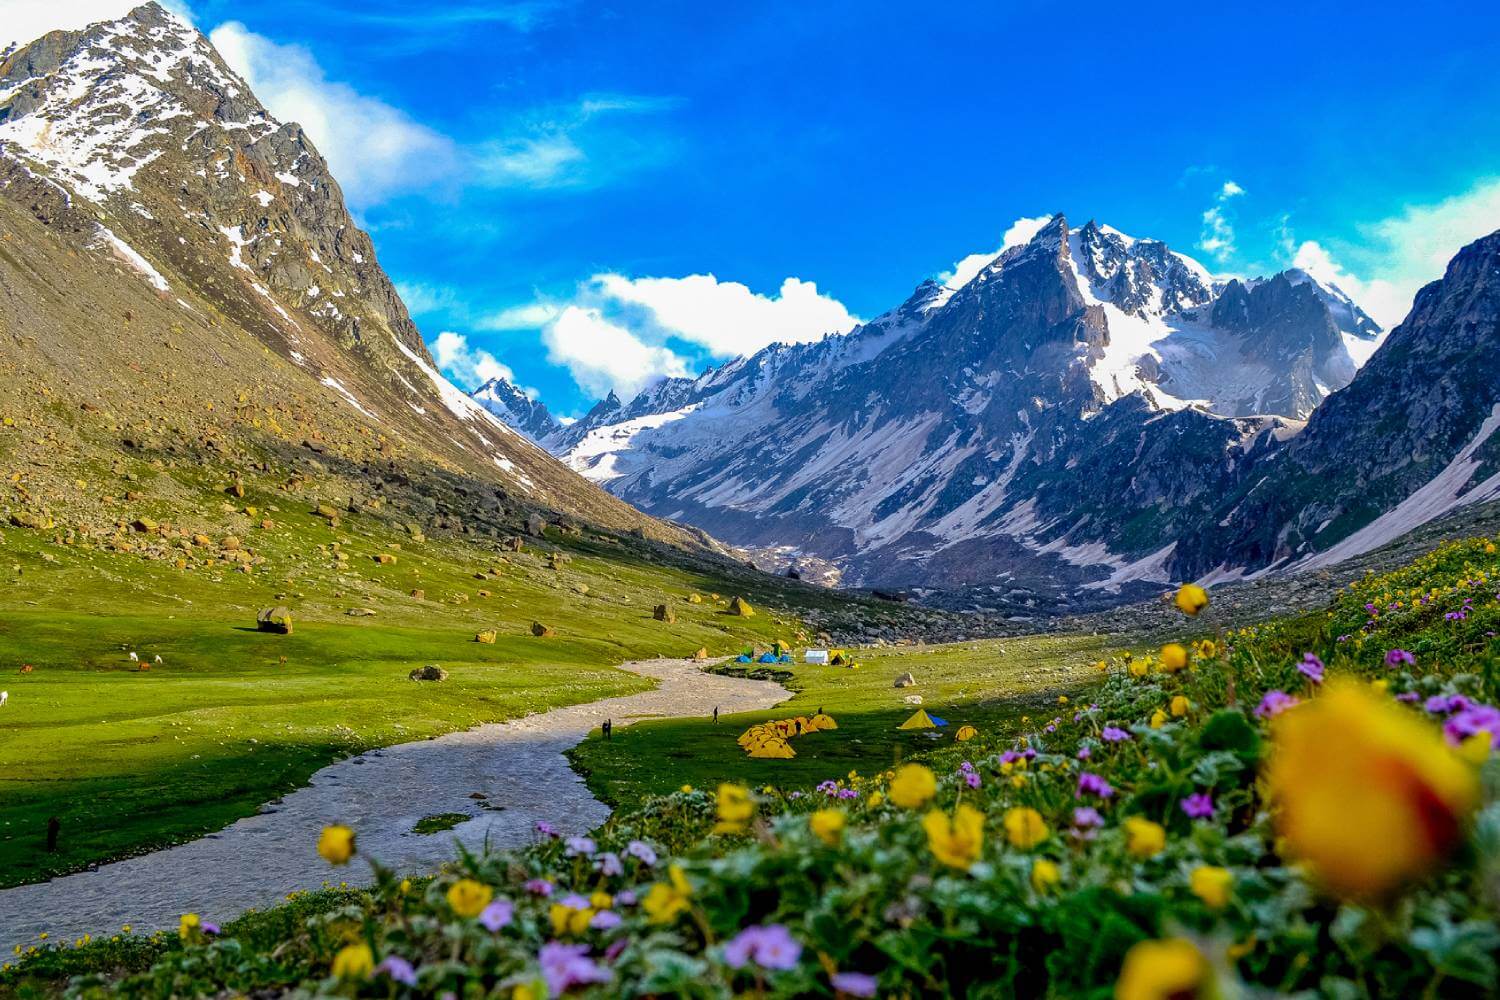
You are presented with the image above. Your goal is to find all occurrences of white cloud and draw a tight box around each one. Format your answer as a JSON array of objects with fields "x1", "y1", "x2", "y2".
[
  {"x1": 209, "y1": 22, "x2": 454, "y2": 208},
  {"x1": 1197, "y1": 180, "x2": 1245, "y2": 262},
  {"x1": 542, "y1": 306, "x2": 690, "y2": 398},
  {"x1": 938, "y1": 215, "x2": 1053, "y2": 289},
  {"x1": 587, "y1": 273, "x2": 859, "y2": 356},
  {"x1": 1287, "y1": 177, "x2": 1500, "y2": 329},
  {"x1": 0, "y1": 0, "x2": 194, "y2": 50},
  {"x1": 477, "y1": 134, "x2": 585, "y2": 187},
  {"x1": 477, "y1": 303, "x2": 561, "y2": 330},
  {"x1": 431, "y1": 330, "x2": 515, "y2": 389}
]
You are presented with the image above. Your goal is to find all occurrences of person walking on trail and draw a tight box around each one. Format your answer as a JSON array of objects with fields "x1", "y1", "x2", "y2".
[
  {"x1": 713, "y1": 706, "x2": 719, "y2": 724},
  {"x1": 602, "y1": 719, "x2": 612, "y2": 740}
]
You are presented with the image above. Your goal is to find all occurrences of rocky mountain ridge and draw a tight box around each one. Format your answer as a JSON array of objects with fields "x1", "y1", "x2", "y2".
[
  {"x1": 487, "y1": 213, "x2": 1435, "y2": 605},
  {"x1": 0, "y1": 2, "x2": 690, "y2": 545}
]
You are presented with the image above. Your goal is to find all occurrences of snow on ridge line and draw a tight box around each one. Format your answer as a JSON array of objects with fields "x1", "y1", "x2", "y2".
[
  {"x1": 319, "y1": 375, "x2": 378, "y2": 420},
  {"x1": 94, "y1": 224, "x2": 169, "y2": 291},
  {"x1": 1297, "y1": 403, "x2": 1500, "y2": 571}
]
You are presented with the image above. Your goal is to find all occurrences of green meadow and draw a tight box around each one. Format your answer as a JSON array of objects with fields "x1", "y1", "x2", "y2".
[{"x1": 570, "y1": 634, "x2": 1113, "y2": 804}]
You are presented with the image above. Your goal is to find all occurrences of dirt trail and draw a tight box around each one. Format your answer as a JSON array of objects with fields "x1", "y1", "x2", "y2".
[{"x1": 0, "y1": 658, "x2": 787, "y2": 949}]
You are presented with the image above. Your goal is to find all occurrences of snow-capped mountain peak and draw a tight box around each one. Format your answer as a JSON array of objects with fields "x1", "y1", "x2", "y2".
[{"x1": 471, "y1": 376, "x2": 559, "y2": 442}]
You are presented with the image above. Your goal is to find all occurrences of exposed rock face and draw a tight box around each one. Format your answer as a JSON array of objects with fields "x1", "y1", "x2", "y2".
[
  {"x1": 541, "y1": 215, "x2": 1497, "y2": 606},
  {"x1": 0, "y1": 2, "x2": 694, "y2": 542},
  {"x1": 546, "y1": 213, "x2": 1385, "y2": 601},
  {"x1": 1184, "y1": 231, "x2": 1500, "y2": 578},
  {"x1": 256, "y1": 607, "x2": 292, "y2": 634},
  {"x1": 471, "y1": 377, "x2": 559, "y2": 442}
]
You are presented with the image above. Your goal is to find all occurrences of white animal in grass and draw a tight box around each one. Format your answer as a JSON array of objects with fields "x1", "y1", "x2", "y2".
[
  {"x1": 129, "y1": 651, "x2": 138, "y2": 662},
  {"x1": 0, "y1": 691, "x2": 7, "y2": 708},
  {"x1": 154, "y1": 655, "x2": 163, "y2": 664}
]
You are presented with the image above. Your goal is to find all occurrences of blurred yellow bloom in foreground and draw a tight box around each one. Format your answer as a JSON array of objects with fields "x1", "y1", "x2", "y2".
[
  {"x1": 714, "y1": 783, "x2": 754, "y2": 833},
  {"x1": 888, "y1": 764, "x2": 937, "y2": 809},
  {"x1": 1189, "y1": 865, "x2": 1233, "y2": 909},
  {"x1": 317, "y1": 825, "x2": 355, "y2": 866},
  {"x1": 331, "y1": 942, "x2": 374, "y2": 979},
  {"x1": 1159, "y1": 644, "x2": 1189, "y2": 673},
  {"x1": 1175, "y1": 583, "x2": 1209, "y2": 616},
  {"x1": 923, "y1": 804, "x2": 984, "y2": 869},
  {"x1": 1115, "y1": 937, "x2": 1210, "y2": 1000},
  {"x1": 446, "y1": 879, "x2": 493, "y2": 918},
  {"x1": 1123, "y1": 816, "x2": 1166, "y2": 858},
  {"x1": 643, "y1": 864, "x2": 693, "y2": 924},
  {"x1": 1266, "y1": 680, "x2": 1478, "y2": 899},
  {"x1": 810, "y1": 808, "x2": 846, "y2": 845},
  {"x1": 1003, "y1": 806, "x2": 1049, "y2": 849},
  {"x1": 1030, "y1": 858, "x2": 1061, "y2": 892}
]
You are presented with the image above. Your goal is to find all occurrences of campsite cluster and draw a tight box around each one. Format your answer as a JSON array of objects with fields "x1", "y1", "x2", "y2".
[{"x1": 16, "y1": 535, "x2": 1498, "y2": 997}]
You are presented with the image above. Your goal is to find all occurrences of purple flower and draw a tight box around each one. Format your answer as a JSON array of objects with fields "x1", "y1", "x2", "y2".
[
  {"x1": 625, "y1": 840, "x2": 657, "y2": 867},
  {"x1": 817, "y1": 780, "x2": 839, "y2": 796},
  {"x1": 1076, "y1": 745, "x2": 1092, "y2": 760},
  {"x1": 1073, "y1": 806, "x2": 1104, "y2": 828},
  {"x1": 1076, "y1": 772, "x2": 1114, "y2": 799},
  {"x1": 524, "y1": 878, "x2": 554, "y2": 897},
  {"x1": 614, "y1": 889, "x2": 637, "y2": 906},
  {"x1": 536, "y1": 821, "x2": 559, "y2": 839},
  {"x1": 837, "y1": 788, "x2": 859, "y2": 799},
  {"x1": 1443, "y1": 704, "x2": 1500, "y2": 748},
  {"x1": 1101, "y1": 726, "x2": 1131, "y2": 743},
  {"x1": 1297, "y1": 653, "x2": 1325, "y2": 684},
  {"x1": 831, "y1": 971, "x2": 879, "y2": 997},
  {"x1": 963, "y1": 770, "x2": 981, "y2": 789},
  {"x1": 538, "y1": 942, "x2": 610, "y2": 995},
  {"x1": 376, "y1": 956, "x2": 417, "y2": 986},
  {"x1": 200, "y1": 922, "x2": 220, "y2": 936},
  {"x1": 479, "y1": 899, "x2": 514, "y2": 932},
  {"x1": 564, "y1": 836, "x2": 596, "y2": 857},
  {"x1": 1425, "y1": 694, "x2": 1473, "y2": 715},
  {"x1": 595, "y1": 852, "x2": 623, "y2": 877},
  {"x1": 1181, "y1": 793, "x2": 1215, "y2": 820},
  {"x1": 959, "y1": 761, "x2": 974, "y2": 773},
  {"x1": 1254, "y1": 690, "x2": 1299, "y2": 719},
  {"x1": 1022, "y1": 748, "x2": 1038, "y2": 761},
  {"x1": 1384, "y1": 648, "x2": 1416, "y2": 668},
  {"x1": 1396, "y1": 691, "x2": 1421, "y2": 704},
  {"x1": 558, "y1": 893, "x2": 591, "y2": 910},
  {"x1": 1000, "y1": 750, "x2": 1021, "y2": 765},
  {"x1": 589, "y1": 910, "x2": 623, "y2": 930},
  {"x1": 723, "y1": 924, "x2": 803, "y2": 972}
]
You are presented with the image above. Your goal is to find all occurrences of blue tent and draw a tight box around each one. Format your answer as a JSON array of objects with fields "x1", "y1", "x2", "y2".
[
  {"x1": 737, "y1": 654, "x2": 752, "y2": 663},
  {"x1": 929, "y1": 715, "x2": 949, "y2": 727}
]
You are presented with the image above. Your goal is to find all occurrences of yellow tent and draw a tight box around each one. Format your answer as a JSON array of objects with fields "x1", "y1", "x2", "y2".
[
  {"x1": 809, "y1": 713, "x2": 838, "y2": 730},
  {"x1": 748, "y1": 741, "x2": 795, "y2": 759},
  {"x1": 898, "y1": 709, "x2": 937, "y2": 730},
  {"x1": 956, "y1": 724, "x2": 978, "y2": 742}
]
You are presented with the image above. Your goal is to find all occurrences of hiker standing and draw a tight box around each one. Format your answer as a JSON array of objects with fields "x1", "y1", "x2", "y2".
[
  {"x1": 602, "y1": 719, "x2": 612, "y2": 740},
  {"x1": 46, "y1": 816, "x2": 60, "y2": 853},
  {"x1": 713, "y1": 706, "x2": 719, "y2": 724}
]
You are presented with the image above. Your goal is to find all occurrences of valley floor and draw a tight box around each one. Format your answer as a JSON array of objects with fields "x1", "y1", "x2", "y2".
[{"x1": 0, "y1": 658, "x2": 788, "y2": 951}]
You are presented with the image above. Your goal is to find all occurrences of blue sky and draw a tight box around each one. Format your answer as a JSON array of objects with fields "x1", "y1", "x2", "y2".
[{"x1": 12, "y1": 1, "x2": 1500, "y2": 417}]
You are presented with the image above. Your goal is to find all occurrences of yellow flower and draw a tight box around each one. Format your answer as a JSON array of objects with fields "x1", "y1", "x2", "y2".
[
  {"x1": 331, "y1": 942, "x2": 374, "y2": 980},
  {"x1": 1266, "y1": 680, "x2": 1479, "y2": 899},
  {"x1": 1189, "y1": 865, "x2": 1233, "y2": 909},
  {"x1": 514, "y1": 985, "x2": 538, "y2": 1000},
  {"x1": 1158, "y1": 643, "x2": 1189, "y2": 673},
  {"x1": 1058, "y1": 695, "x2": 1070, "y2": 705},
  {"x1": 1150, "y1": 709, "x2": 1167, "y2": 729},
  {"x1": 550, "y1": 901, "x2": 595, "y2": 936},
  {"x1": 922, "y1": 804, "x2": 985, "y2": 869},
  {"x1": 867, "y1": 791, "x2": 884, "y2": 808},
  {"x1": 1128, "y1": 658, "x2": 1151, "y2": 678},
  {"x1": 1115, "y1": 937, "x2": 1210, "y2": 1000},
  {"x1": 1195, "y1": 639, "x2": 1218, "y2": 659},
  {"x1": 809, "y1": 809, "x2": 846, "y2": 845},
  {"x1": 1458, "y1": 731, "x2": 1492, "y2": 765},
  {"x1": 590, "y1": 890, "x2": 612, "y2": 909},
  {"x1": 397, "y1": 878, "x2": 411, "y2": 895},
  {"x1": 1170, "y1": 696, "x2": 1190, "y2": 718},
  {"x1": 715, "y1": 783, "x2": 754, "y2": 833},
  {"x1": 680, "y1": 784, "x2": 694, "y2": 793},
  {"x1": 317, "y1": 824, "x2": 355, "y2": 865},
  {"x1": 1030, "y1": 858, "x2": 1061, "y2": 892},
  {"x1": 1174, "y1": 583, "x2": 1209, "y2": 616},
  {"x1": 446, "y1": 879, "x2": 493, "y2": 918},
  {"x1": 642, "y1": 864, "x2": 693, "y2": 924},
  {"x1": 1003, "y1": 807, "x2": 1049, "y2": 850},
  {"x1": 177, "y1": 913, "x2": 199, "y2": 941},
  {"x1": 1123, "y1": 816, "x2": 1166, "y2": 858},
  {"x1": 887, "y1": 764, "x2": 937, "y2": 809}
]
